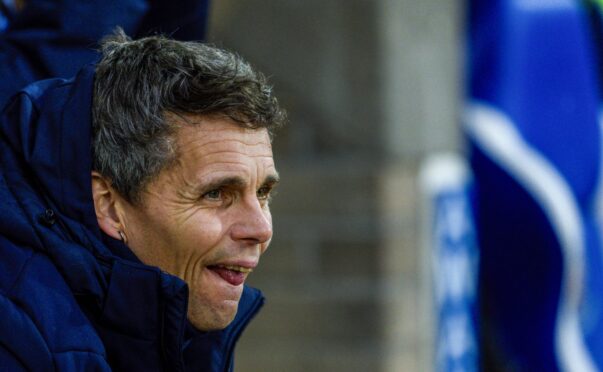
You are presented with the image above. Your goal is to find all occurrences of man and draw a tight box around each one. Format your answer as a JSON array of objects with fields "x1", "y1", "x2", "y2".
[{"x1": 0, "y1": 30, "x2": 285, "y2": 371}]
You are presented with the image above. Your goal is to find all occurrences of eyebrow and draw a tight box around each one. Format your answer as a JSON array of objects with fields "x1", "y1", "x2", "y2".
[
  {"x1": 202, "y1": 176, "x2": 247, "y2": 192},
  {"x1": 201, "y1": 172, "x2": 280, "y2": 192},
  {"x1": 262, "y1": 173, "x2": 280, "y2": 187}
]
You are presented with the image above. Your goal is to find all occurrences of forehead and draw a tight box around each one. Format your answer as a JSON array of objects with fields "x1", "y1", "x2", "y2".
[{"x1": 172, "y1": 116, "x2": 274, "y2": 170}]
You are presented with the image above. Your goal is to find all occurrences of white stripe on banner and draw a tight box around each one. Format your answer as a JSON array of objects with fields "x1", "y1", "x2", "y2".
[{"x1": 465, "y1": 102, "x2": 596, "y2": 372}]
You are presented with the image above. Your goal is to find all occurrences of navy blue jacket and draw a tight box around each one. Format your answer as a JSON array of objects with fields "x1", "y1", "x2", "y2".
[
  {"x1": 0, "y1": 65, "x2": 264, "y2": 371},
  {"x1": 0, "y1": 0, "x2": 210, "y2": 108}
]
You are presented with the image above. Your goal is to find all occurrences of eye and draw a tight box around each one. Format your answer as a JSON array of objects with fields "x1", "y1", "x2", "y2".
[
  {"x1": 202, "y1": 189, "x2": 222, "y2": 201},
  {"x1": 257, "y1": 186, "x2": 274, "y2": 201}
]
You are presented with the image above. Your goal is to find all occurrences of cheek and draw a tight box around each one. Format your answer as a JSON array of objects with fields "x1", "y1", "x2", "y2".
[
  {"x1": 181, "y1": 213, "x2": 228, "y2": 253},
  {"x1": 170, "y1": 214, "x2": 227, "y2": 278}
]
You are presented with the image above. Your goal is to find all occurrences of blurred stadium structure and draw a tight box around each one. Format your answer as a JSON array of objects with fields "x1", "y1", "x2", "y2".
[{"x1": 210, "y1": 0, "x2": 603, "y2": 371}]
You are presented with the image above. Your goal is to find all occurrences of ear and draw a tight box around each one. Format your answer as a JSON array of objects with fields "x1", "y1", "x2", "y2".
[{"x1": 91, "y1": 171, "x2": 125, "y2": 241}]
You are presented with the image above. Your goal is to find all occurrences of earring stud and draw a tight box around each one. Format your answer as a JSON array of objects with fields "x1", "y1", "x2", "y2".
[{"x1": 118, "y1": 230, "x2": 128, "y2": 244}]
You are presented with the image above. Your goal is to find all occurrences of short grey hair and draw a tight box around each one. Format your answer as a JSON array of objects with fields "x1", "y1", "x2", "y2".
[{"x1": 92, "y1": 29, "x2": 286, "y2": 204}]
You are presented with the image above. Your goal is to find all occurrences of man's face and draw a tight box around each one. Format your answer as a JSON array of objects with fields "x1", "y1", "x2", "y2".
[{"x1": 122, "y1": 116, "x2": 278, "y2": 330}]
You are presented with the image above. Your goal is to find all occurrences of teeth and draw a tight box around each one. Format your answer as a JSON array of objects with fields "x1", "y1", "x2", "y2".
[{"x1": 218, "y1": 265, "x2": 253, "y2": 273}]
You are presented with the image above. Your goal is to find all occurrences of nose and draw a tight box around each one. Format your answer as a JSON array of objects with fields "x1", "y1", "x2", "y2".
[{"x1": 231, "y1": 198, "x2": 273, "y2": 245}]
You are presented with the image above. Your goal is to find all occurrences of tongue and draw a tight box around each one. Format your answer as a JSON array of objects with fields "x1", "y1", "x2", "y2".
[{"x1": 210, "y1": 266, "x2": 246, "y2": 286}]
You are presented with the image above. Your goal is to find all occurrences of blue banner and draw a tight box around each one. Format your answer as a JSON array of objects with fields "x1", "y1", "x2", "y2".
[{"x1": 467, "y1": 0, "x2": 603, "y2": 370}]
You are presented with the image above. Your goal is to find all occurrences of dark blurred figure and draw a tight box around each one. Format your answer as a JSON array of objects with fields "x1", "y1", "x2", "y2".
[
  {"x1": 0, "y1": 0, "x2": 22, "y2": 32},
  {"x1": 0, "y1": 0, "x2": 210, "y2": 106}
]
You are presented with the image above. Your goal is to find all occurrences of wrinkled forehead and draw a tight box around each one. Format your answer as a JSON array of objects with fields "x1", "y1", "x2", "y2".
[
  {"x1": 167, "y1": 112, "x2": 273, "y2": 140},
  {"x1": 169, "y1": 116, "x2": 274, "y2": 171},
  {"x1": 139, "y1": 116, "x2": 276, "y2": 202},
  {"x1": 177, "y1": 121, "x2": 271, "y2": 151}
]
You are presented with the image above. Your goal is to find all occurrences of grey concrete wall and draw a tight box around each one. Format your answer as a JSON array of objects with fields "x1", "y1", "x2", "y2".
[{"x1": 208, "y1": 1, "x2": 462, "y2": 371}]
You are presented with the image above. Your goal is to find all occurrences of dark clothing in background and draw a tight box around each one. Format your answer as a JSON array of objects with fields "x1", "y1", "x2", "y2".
[
  {"x1": 0, "y1": 0, "x2": 211, "y2": 107},
  {"x1": 0, "y1": 64, "x2": 264, "y2": 371},
  {"x1": 0, "y1": 0, "x2": 16, "y2": 32}
]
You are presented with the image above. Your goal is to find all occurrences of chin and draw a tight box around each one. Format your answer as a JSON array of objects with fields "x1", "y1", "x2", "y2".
[{"x1": 188, "y1": 301, "x2": 239, "y2": 331}]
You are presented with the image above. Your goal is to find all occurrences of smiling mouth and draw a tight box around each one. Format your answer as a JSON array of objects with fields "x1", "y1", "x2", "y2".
[
  {"x1": 207, "y1": 264, "x2": 253, "y2": 286},
  {"x1": 218, "y1": 264, "x2": 253, "y2": 273}
]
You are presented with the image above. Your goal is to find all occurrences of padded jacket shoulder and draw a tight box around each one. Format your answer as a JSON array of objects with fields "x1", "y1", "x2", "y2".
[{"x1": 0, "y1": 238, "x2": 109, "y2": 371}]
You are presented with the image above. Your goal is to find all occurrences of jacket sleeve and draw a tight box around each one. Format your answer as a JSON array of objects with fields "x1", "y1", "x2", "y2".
[
  {"x1": 0, "y1": 344, "x2": 27, "y2": 371},
  {"x1": 0, "y1": 0, "x2": 210, "y2": 107},
  {"x1": 0, "y1": 293, "x2": 54, "y2": 372}
]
